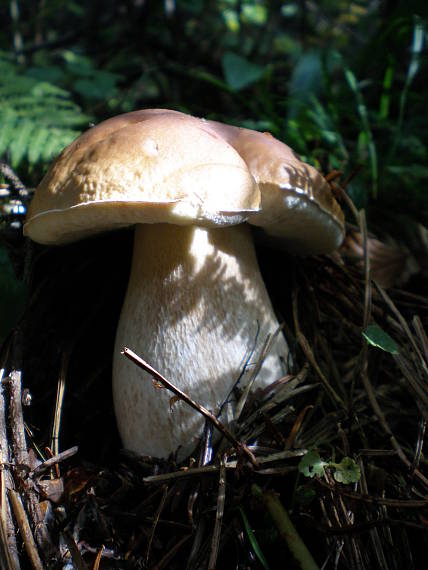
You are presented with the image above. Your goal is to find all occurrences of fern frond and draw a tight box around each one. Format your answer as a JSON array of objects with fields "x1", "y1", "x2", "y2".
[{"x1": 0, "y1": 52, "x2": 90, "y2": 168}]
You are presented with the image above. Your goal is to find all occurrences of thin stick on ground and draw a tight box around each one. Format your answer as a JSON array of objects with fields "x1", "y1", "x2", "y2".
[
  {"x1": 122, "y1": 347, "x2": 259, "y2": 467},
  {"x1": 0, "y1": 472, "x2": 19, "y2": 570},
  {"x1": 8, "y1": 491, "x2": 43, "y2": 570},
  {"x1": 31, "y1": 446, "x2": 78, "y2": 478},
  {"x1": 8, "y1": 332, "x2": 55, "y2": 563},
  {"x1": 0, "y1": 353, "x2": 20, "y2": 570},
  {"x1": 8, "y1": 369, "x2": 55, "y2": 560},
  {"x1": 8, "y1": 370, "x2": 28, "y2": 466}
]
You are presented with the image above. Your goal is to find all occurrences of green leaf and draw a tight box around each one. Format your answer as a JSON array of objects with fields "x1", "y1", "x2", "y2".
[
  {"x1": 9, "y1": 120, "x2": 35, "y2": 167},
  {"x1": 289, "y1": 51, "x2": 323, "y2": 98},
  {"x1": 28, "y1": 127, "x2": 51, "y2": 165},
  {"x1": 26, "y1": 65, "x2": 65, "y2": 83},
  {"x1": 298, "y1": 450, "x2": 327, "y2": 478},
  {"x1": 331, "y1": 457, "x2": 361, "y2": 484},
  {"x1": 223, "y1": 9, "x2": 239, "y2": 32},
  {"x1": 393, "y1": 17, "x2": 425, "y2": 156},
  {"x1": 242, "y1": 4, "x2": 267, "y2": 25},
  {"x1": 379, "y1": 62, "x2": 394, "y2": 120},
  {"x1": 238, "y1": 507, "x2": 271, "y2": 570},
  {"x1": 74, "y1": 70, "x2": 120, "y2": 100},
  {"x1": 62, "y1": 50, "x2": 94, "y2": 77},
  {"x1": 387, "y1": 164, "x2": 428, "y2": 180},
  {"x1": 0, "y1": 51, "x2": 89, "y2": 167},
  {"x1": 344, "y1": 66, "x2": 378, "y2": 197},
  {"x1": 30, "y1": 81, "x2": 70, "y2": 99},
  {"x1": 362, "y1": 325, "x2": 399, "y2": 354},
  {"x1": 222, "y1": 52, "x2": 265, "y2": 91}
]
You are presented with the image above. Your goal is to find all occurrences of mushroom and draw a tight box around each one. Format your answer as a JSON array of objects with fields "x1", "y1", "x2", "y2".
[{"x1": 24, "y1": 109, "x2": 344, "y2": 460}]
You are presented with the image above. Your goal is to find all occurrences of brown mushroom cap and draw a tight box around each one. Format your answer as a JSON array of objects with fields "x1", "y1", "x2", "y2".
[
  {"x1": 205, "y1": 120, "x2": 345, "y2": 255},
  {"x1": 24, "y1": 110, "x2": 259, "y2": 244},
  {"x1": 24, "y1": 108, "x2": 344, "y2": 255}
]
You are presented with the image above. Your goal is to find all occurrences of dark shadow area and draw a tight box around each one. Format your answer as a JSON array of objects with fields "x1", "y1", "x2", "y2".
[{"x1": 22, "y1": 229, "x2": 133, "y2": 462}]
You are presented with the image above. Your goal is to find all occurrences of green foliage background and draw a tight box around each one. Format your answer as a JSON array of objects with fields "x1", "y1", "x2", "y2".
[
  {"x1": 2, "y1": 1, "x2": 427, "y2": 210},
  {"x1": 1, "y1": 0, "x2": 427, "y2": 337}
]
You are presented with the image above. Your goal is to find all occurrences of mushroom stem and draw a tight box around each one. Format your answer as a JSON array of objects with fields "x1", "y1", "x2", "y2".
[{"x1": 113, "y1": 223, "x2": 288, "y2": 459}]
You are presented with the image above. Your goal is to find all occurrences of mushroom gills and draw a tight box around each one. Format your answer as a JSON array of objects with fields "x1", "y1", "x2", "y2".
[{"x1": 113, "y1": 223, "x2": 288, "y2": 459}]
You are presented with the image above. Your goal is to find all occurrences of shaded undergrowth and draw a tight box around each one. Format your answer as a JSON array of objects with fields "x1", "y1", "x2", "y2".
[{"x1": 0, "y1": 172, "x2": 427, "y2": 569}]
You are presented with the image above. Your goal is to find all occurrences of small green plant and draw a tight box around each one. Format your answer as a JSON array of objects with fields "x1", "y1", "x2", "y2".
[
  {"x1": 238, "y1": 507, "x2": 271, "y2": 570},
  {"x1": 362, "y1": 324, "x2": 399, "y2": 354},
  {"x1": 277, "y1": 15, "x2": 427, "y2": 237},
  {"x1": 0, "y1": 52, "x2": 89, "y2": 168},
  {"x1": 299, "y1": 450, "x2": 361, "y2": 484}
]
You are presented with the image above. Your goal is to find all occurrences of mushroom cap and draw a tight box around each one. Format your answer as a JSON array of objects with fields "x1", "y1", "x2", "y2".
[
  {"x1": 24, "y1": 110, "x2": 259, "y2": 245},
  {"x1": 24, "y1": 108, "x2": 345, "y2": 254},
  {"x1": 206, "y1": 120, "x2": 345, "y2": 255}
]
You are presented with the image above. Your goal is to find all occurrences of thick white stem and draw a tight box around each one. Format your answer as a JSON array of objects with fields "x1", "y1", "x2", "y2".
[{"x1": 113, "y1": 224, "x2": 288, "y2": 459}]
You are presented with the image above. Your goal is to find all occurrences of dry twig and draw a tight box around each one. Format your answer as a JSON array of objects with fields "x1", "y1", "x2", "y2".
[{"x1": 122, "y1": 347, "x2": 259, "y2": 467}]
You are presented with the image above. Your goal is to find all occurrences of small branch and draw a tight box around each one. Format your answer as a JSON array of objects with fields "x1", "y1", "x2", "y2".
[
  {"x1": 8, "y1": 370, "x2": 28, "y2": 466},
  {"x1": 0, "y1": 354, "x2": 20, "y2": 569},
  {"x1": 8, "y1": 348, "x2": 55, "y2": 562},
  {"x1": 143, "y1": 449, "x2": 305, "y2": 485},
  {"x1": 0, "y1": 472, "x2": 19, "y2": 570},
  {"x1": 122, "y1": 347, "x2": 259, "y2": 467},
  {"x1": 8, "y1": 491, "x2": 43, "y2": 570},
  {"x1": 31, "y1": 446, "x2": 78, "y2": 478}
]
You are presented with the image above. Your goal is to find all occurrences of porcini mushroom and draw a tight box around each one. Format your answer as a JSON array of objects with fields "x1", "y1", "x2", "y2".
[
  {"x1": 205, "y1": 119, "x2": 344, "y2": 254},
  {"x1": 24, "y1": 109, "x2": 344, "y2": 460}
]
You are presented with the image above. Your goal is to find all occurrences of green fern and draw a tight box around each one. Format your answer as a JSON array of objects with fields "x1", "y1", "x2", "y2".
[{"x1": 0, "y1": 52, "x2": 90, "y2": 168}]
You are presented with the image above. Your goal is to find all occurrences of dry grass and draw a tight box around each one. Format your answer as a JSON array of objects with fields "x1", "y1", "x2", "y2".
[{"x1": 1, "y1": 168, "x2": 427, "y2": 569}]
